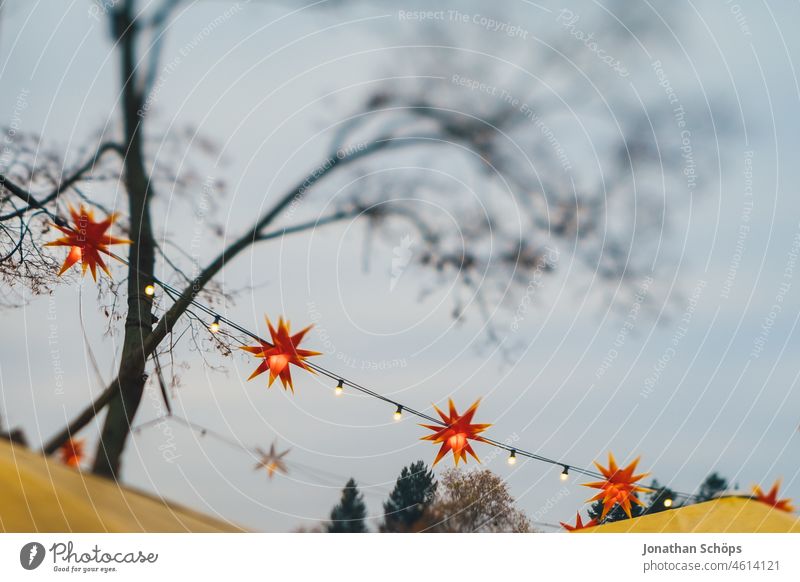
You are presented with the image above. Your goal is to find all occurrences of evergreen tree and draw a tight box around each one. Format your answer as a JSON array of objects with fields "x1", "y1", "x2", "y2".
[
  {"x1": 327, "y1": 478, "x2": 368, "y2": 533},
  {"x1": 380, "y1": 461, "x2": 437, "y2": 532},
  {"x1": 695, "y1": 472, "x2": 728, "y2": 502}
]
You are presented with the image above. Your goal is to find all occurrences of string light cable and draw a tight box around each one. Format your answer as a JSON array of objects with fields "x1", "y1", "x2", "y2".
[
  {"x1": 106, "y1": 250, "x2": 702, "y2": 502},
  {"x1": 26, "y1": 198, "x2": 698, "y2": 505}
]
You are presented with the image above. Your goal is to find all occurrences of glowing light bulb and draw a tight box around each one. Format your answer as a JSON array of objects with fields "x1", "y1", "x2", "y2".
[
  {"x1": 663, "y1": 498, "x2": 673, "y2": 508},
  {"x1": 560, "y1": 466, "x2": 569, "y2": 481},
  {"x1": 144, "y1": 284, "x2": 155, "y2": 296},
  {"x1": 447, "y1": 433, "x2": 466, "y2": 451},
  {"x1": 209, "y1": 316, "x2": 220, "y2": 333},
  {"x1": 507, "y1": 450, "x2": 517, "y2": 465},
  {"x1": 393, "y1": 405, "x2": 403, "y2": 421},
  {"x1": 334, "y1": 380, "x2": 344, "y2": 396}
]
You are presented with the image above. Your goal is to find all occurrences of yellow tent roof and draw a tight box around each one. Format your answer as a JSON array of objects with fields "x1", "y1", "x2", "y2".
[
  {"x1": 0, "y1": 439, "x2": 244, "y2": 532},
  {"x1": 579, "y1": 497, "x2": 800, "y2": 533}
]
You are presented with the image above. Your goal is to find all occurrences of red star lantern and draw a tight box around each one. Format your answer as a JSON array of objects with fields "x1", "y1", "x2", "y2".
[
  {"x1": 752, "y1": 480, "x2": 795, "y2": 513},
  {"x1": 45, "y1": 205, "x2": 131, "y2": 280},
  {"x1": 560, "y1": 512, "x2": 598, "y2": 532},
  {"x1": 583, "y1": 452, "x2": 652, "y2": 520},
  {"x1": 241, "y1": 316, "x2": 320, "y2": 392},
  {"x1": 59, "y1": 438, "x2": 85, "y2": 468},
  {"x1": 420, "y1": 399, "x2": 491, "y2": 466}
]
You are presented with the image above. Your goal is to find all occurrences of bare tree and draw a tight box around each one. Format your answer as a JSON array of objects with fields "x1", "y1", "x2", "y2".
[
  {"x1": 422, "y1": 468, "x2": 532, "y2": 533},
  {"x1": 0, "y1": 0, "x2": 706, "y2": 478}
]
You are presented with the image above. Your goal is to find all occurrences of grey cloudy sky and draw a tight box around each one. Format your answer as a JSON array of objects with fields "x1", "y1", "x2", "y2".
[{"x1": 1, "y1": 0, "x2": 799, "y2": 532}]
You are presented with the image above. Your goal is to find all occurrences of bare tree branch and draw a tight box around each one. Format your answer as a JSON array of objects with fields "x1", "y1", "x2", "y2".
[
  {"x1": 43, "y1": 135, "x2": 438, "y2": 454},
  {"x1": 0, "y1": 141, "x2": 122, "y2": 222}
]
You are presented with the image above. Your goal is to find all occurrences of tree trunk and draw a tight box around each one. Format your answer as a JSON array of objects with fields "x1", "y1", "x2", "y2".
[{"x1": 92, "y1": 2, "x2": 155, "y2": 479}]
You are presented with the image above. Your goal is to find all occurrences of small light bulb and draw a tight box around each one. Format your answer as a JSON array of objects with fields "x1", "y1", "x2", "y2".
[
  {"x1": 334, "y1": 380, "x2": 344, "y2": 396},
  {"x1": 393, "y1": 405, "x2": 403, "y2": 421},
  {"x1": 209, "y1": 316, "x2": 220, "y2": 333},
  {"x1": 560, "y1": 465, "x2": 569, "y2": 481},
  {"x1": 507, "y1": 450, "x2": 517, "y2": 465},
  {"x1": 144, "y1": 284, "x2": 155, "y2": 296},
  {"x1": 663, "y1": 498, "x2": 673, "y2": 508}
]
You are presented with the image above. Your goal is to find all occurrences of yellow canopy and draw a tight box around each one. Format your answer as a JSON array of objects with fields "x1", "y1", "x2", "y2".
[
  {"x1": 0, "y1": 439, "x2": 244, "y2": 532},
  {"x1": 580, "y1": 497, "x2": 800, "y2": 533}
]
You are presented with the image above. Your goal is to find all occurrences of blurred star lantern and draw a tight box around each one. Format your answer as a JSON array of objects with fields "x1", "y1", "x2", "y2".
[
  {"x1": 583, "y1": 452, "x2": 652, "y2": 520},
  {"x1": 560, "y1": 512, "x2": 598, "y2": 532},
  {"x1": 45, "y1": 205, "x2": 131, "y2": 280},
  {"x1": 752, "y1": 480, "x2": 795, "y2": 513},
  {"x1": 241, "y1": 316, "x2": 320, "y2": 392},
  {"x1": 420, "y1": 399, "x2": 491, "y2": 465},
  {"x1": 59, "y1": 438, "x2": 85, "y2": 468},
  {"x1": 254, "y1": 442, "x2": 290, "y2": 479}
]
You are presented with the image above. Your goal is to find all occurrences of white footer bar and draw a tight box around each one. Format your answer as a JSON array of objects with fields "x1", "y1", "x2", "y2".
[{"x1": 1, "y1": 533, "x2": 797, "y2": 580}]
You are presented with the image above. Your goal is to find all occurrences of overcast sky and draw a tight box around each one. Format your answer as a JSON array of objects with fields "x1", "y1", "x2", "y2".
[{"x1": 1, "y1": 0, "x2": 799, "y2": 532}]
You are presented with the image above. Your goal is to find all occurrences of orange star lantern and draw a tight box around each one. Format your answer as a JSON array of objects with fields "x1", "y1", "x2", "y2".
[
  {"x1": 560, "y1": 512, "x2": 598, "y2": 532},
  {"x1": 583, "y1": 452, "x2": 652, "y2": 520},
  {"x1": 59, "y1": 438, "x2": 85, "y2": 468},
  {"x1": 241, "y1": 316, "x2": 320, "y2": 392},
  {"x1": 752, "y1": 480, "x2": 795, "y2": 513},
  {"x1": 45, "y1": 205, "x2": 131, "y2": 280},
  {"x1": 420, "y1": 399, "x2": 491, "y2": 466}
]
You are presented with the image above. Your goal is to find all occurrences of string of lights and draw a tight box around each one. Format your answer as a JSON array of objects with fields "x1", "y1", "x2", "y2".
[
  {"x1": 26, "y1": 192, "x2": 691, "y2": 510},
  {"x1": 105, "y1": 249, "x2": 695, "y2": 506}
]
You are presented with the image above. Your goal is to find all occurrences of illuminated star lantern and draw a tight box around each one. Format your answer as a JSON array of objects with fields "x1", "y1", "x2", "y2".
[
  {"x1": 59, "y1": 438, "x2": 85, "y2": 468},
  {"x1": 560, "y1": 512, "x2": 598, "y2": 532},
  {"x1": 752, "y1": 480, "x2": 795, "y2": 513},
  {"x1": 45, "y1": 205, "x2": 131, "y2": 280},
  {"x1": 420, "y1": 399, "x2": 491, "y2": 466},
  {"x1": 241, "y1": 316, "x2": 320, "y2": 392},
  {"x1": 253, "y1": 442, "x2": 290, "y2": 479},
  {"x1": 583, "y1": 452, "x2": 652, "y2": 520}
]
